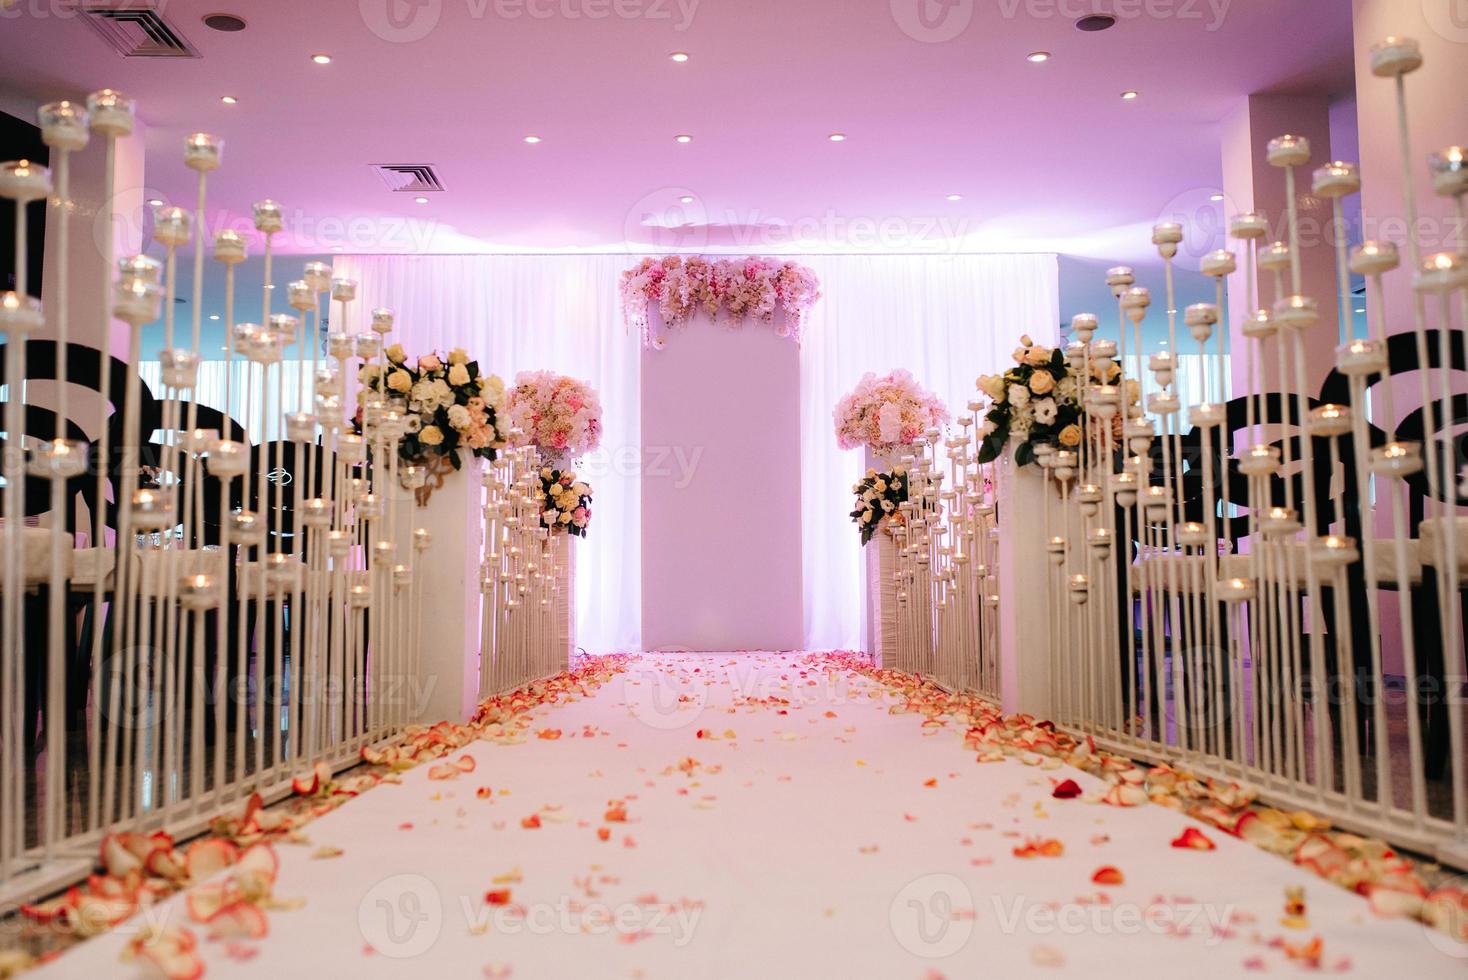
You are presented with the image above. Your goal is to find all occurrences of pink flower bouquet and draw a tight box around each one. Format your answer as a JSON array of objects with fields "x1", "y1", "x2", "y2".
[{"x1": 833, "y1": 369, "x2": 950, "y2": 453}]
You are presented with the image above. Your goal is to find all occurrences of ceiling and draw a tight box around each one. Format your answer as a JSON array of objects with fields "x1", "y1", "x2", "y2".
[{"x1": 0, "y1": 0, "x2": 1355, "y2": 271}]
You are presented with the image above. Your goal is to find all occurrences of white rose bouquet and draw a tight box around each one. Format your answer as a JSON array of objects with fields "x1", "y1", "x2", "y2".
[{"x1": 975, "y1": 334, "x2": 1131, "y2": 466}]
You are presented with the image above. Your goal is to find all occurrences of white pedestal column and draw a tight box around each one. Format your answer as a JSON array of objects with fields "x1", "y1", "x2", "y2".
[
  {"x1": 996, "y1": 456, "x2": 1053, "y2": 718},
  {"x1": 865, "y1": 533, "x2": 899, "y2": 667},
  {"x1": 403, "y1": 460, "x2": 485, "y2": 724}
]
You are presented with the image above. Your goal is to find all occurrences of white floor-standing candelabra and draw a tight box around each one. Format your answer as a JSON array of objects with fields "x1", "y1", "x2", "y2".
[{"x1": 0, "y1": 89, "x2": 435, "y2": 905}]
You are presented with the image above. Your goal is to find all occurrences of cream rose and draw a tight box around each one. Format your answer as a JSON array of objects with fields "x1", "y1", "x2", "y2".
[
  {"x1": 1025, "y1": 345, "x2": 1051, "y2": 367},
  {"x1": 1029, "y1": 369, "x2": 1055, "y2": 395},
  {"x1": 387, "y1": 369, "x2": 412, "y2": 393},
  {"x1": 385, "y1": 343, "x2": 406, "y2": 364},
  {"x1": 1058, "y1": 423, "x2": 1082, "y2": 447},
  {"x1": 419, "y1": 424, "x2": 444, "y2": 446},
  {"x1": 448, "y1": 347, "x2": 469, "y2": 365},
  {"x1": 447, "y1": 363, "x2": 470, "y2": 386}
]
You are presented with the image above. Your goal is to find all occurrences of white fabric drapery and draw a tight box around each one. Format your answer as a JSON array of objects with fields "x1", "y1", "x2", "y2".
[
  {"x1": 797, "y1": 253, "x2": 1059, "y2": 651},
  {"x1": 332, "y1": 254, "x2": 641, "y2": 655}
]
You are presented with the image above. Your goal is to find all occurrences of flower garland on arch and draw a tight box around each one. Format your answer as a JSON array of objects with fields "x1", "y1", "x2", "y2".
[{"x1": 620, "y1": 255, "x2": 821, "y2": 350}]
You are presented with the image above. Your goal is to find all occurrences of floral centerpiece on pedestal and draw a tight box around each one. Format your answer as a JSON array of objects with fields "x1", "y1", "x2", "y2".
[
  {"x1": 504, "y1": 371, "x2": 603, "y2": 464},
  {"x1": 833, "y1": 369, "x2": 950, "y2": 457},
  {"x1": 361, "y1": 345, "x2": 506, "y2": 471},
  {"x1": 974, "y1": 334, "x2": 1134, "y2": 466},
  {"x1": 537, "y1": 466, "x2": 593, "y2": 537},
  {"x1": 620, "y1": 255, "x2": 821, "y2": 349}
]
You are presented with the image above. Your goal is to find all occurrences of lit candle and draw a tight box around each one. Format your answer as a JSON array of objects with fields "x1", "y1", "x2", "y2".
[
  {"x1": 151, "y1": 205, "x2": 191, "y2": 248},
  {"x1": 1311, "y1": 161, "x2": 1359, "y2": 198},
  {"x1": 1350, "y1": 240, "x2": 1399, "y2": 276},
  {"x1": 213, "y1": 230, "x2": 247, "y2": 265},
  {"x1": 1334, "y1": 337, "x2": 1386, "y2": 376},
  {"x1": 1414, "y1": 252, "x2": 1468, "y2": 294},
  {"x1": 1229, "y1": 212, "x2": 1268, "y2": 240},
  {"x1": 0, "y1": 292, "x2": 43, "y2": 335},
  {"x1": 85, "y1": 89, "x2": 135, "y2": 137},
  {"x1": 113, "y1": 277, "x2": 161, "y2": 326},
  {"x1": 27, "y1": 438, "x2": 87, "y2": 479},
  {"x1": 1266, "y1": 134, "x2": 1311, "y2": 168},
  {"x1": 1273, "y1": 295, "x2": 1319, "y2": 331},
  {"x1": 371, "y1": 308, "x2": 395, "y2": 334},
  {"x1": 159, "y1": 348, "x2": 201, "y2": 389},
  {"x1": 304, "y1": 261, "x2": 333, "y2": 291},
  {"x1": 1429, "y1": 147, "x2": 1467, "y2": 198},
  {"x1": 1258, "y1": 241, "x2": 1292, "y2": 272},
  {"x1": 183, "y1": 132, "x2": 224, "y2": 172},
  {"x1": 331, "y1": 277, "x2": 358, "y2": 303},
  {"x1": 0, "y1": 159, "x2": 52, "y2": 202},
  {"x1": 1200, "y1": 250, "x2": 1236, "y2": 278},
  {"x1": 38, "y1": 101, "x2": 90, "y2": 152},
  {"x1": 1369, "y1": 36, "x2": 1422, "y2": 78},
  {"x1": 253, "y1": 199, "x2": 284, "y2": 234},
  {"x1": 287, "y1": 279, "x2": 314, "y2": 311},
  {"x1": 207, "y1": 441, "x2": 248, "y2": 479}
]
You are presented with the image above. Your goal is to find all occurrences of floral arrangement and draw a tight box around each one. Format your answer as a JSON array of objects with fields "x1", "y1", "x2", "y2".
[
  {"x1": 537, "y1": 466, "x2": 593, "y2": 537},
  {"x1": 360, "y1": 345, "x2": 506, "y2": 470},
  {"x1": 833, "y1": 369, "x2": 950, "y2": 454},
  {"x1": 850, "y1": 468, "x2": 911, "y2": 545},
  {"x1": 620, "y1": 255, "x2": 821, "y2": 349},
  {"x1": 975, "y1": 334, "x2": 1135, "y2": 467},
  {"x1": 504, "y1": 371, "x2": 603, "y2": 462}
]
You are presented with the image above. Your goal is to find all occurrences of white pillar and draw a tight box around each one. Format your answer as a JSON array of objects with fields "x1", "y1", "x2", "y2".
[
  {"x1": 402, "y1": 461, "x2": 485, "y2": 723},
  {"x1": 997, "y1": 456, "x2": 1052, "y2": 717}
]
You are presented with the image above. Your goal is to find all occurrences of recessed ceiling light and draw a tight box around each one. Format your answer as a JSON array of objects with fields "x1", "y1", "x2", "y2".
[
  {"x1": 1158, "y1": 340, "x2": 1168, "y2": 346},
  {"x1": 1120, "y1": 90, "x2": 1138, "y2": 101},
  {"x1": 946, "y1": 194, "x2": 963, "y2": 202},
  {"x1": 1355, "y1": 307, "x2": 1366, "y2": 313},
  {"x1": 1210, "y1": 193, "x2": 1225, "y2": 202},
  {"x1": 828, "y1": 133, "x2": 847, "y2": 142},
  {"x1": 670, "y1": 51, "x2": 689, "y2": 62},
  {"x1": 220, "y1": 95, "x2": 238, "y2": 104},
  {"x1": 147, "y1": 197, "x2": 164, "y2": 206},
  {"x1": 311, "y1": 53, "x2": 332, "y2": 65},
  {"x1": 414, "y1": 196, "x2": 429, "y2": 204},
  {"x1": 523, "y1": 135, "x2": 542, "y2": 144},
  {"x1": 679, "y1": 195, "x2": 695, "y2": 204},
  {"x1": 332, "y1": 246, "x2": 344, "y2": 252},
  {"x1": 674, "y1": 134, "x2": 693, "y2": 143},
  {"x1": 1026, "y1": 51, "x2": 1050, "y2": 63},
  {"x1": 1075, "y1": 13, "x2": 1117, "y2": 31},
  {"x1": 209, "y1": 314, "x2": 220, "y2": 320}
]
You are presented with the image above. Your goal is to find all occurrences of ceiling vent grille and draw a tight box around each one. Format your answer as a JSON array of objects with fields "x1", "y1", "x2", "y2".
[
  {"x1": 73, "y1": 3, "x2": 199, "y2": 58},
  {"x1": 372, "y1": 164, "x2": 445, "y2": 193}
]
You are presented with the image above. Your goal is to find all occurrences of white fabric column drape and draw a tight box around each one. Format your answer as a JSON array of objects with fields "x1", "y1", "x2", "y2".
[
  {"x1": 797, "y1": 253, "x2": 1059, "y2": 652},
  {"x1": 333, "y1": 254, "x2": 641, "y2": 654}
]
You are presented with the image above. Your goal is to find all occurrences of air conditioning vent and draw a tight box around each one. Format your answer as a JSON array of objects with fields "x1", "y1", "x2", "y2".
[
  {"x1": 73, "y1": 3, "x2": 199, "y2": 58},
  {"x1": 371, "y1": 164, "x2": 445, "y2": 194}
]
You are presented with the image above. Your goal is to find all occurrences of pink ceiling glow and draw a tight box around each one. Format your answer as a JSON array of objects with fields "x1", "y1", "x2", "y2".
[{"x1": 0, "y1": 0, "x2": 1353, "y2": 263}]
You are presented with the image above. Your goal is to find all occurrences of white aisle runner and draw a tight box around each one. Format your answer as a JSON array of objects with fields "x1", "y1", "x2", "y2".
[{"x1": 39, "y1": 655, "x2": 1460, "y2": 978}]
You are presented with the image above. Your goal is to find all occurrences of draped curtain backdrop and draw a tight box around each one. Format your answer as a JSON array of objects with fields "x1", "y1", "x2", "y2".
[
  {"x1": 333, "y1": 254, "x2": 641, "y2": 654},
  {"x1": 332, "y1": 252, "x2": 1056, "y2": 655},
  {"x1": 797, "y1": 253, "x2": 1059, "y2": 652}
]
